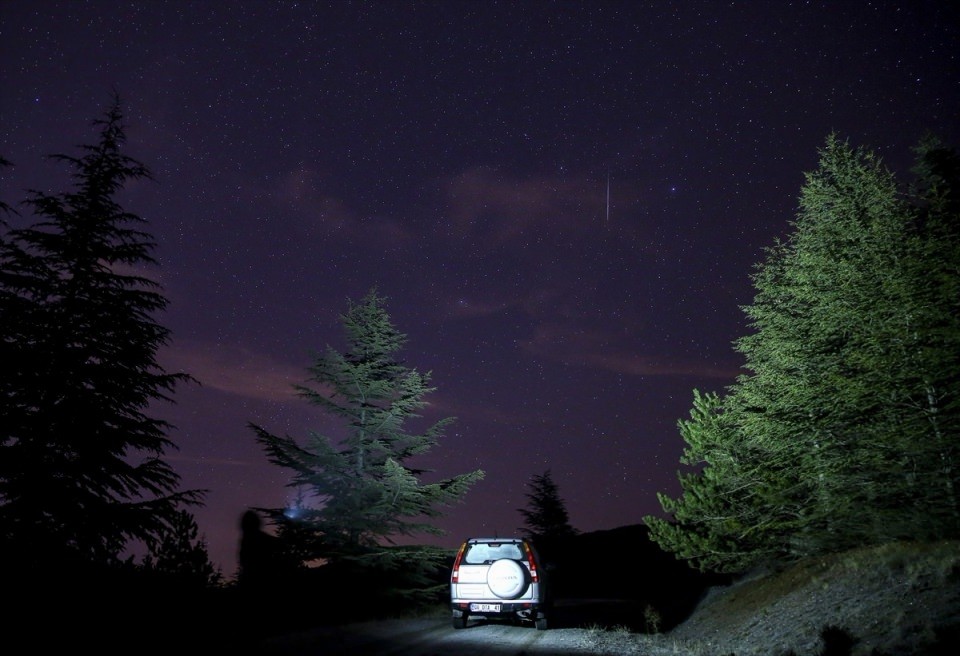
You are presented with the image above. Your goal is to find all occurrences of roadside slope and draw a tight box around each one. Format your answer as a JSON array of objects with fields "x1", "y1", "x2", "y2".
[{"x1": 665, "y1": 540, "x2": 960, "y2": 656}]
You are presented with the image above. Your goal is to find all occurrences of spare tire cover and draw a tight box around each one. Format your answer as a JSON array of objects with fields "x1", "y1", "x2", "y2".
[{"x1": 487, "y1": 558, "x2": 527, "y2": 599}]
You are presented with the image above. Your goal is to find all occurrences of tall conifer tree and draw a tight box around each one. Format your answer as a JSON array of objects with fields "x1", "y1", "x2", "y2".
[
  {"x1": 0, "y1": 98, "x2": 203, "y2": 577},
  {"x1": 646, "y1": 135, "x2": 960, "y2": 572},
  {"x1": 518, "y1": 469, "x2": 578, "y2": 545},
  {"x1": 251, "y1": 289, "x2": 484, "y2": 584}
]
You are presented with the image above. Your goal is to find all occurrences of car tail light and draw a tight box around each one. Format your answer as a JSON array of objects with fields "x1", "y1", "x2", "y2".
[
  {"x1": 522, "y1": 542, "x2": 539, "y2": 583},
  {"x1": 451, "y1": 541, "x2": 467, "y2": 583}
]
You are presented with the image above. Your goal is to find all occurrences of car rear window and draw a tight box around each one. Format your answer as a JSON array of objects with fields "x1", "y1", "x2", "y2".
[{"x1": 464, "y1": 542, "x2": 524, "y2": 564}]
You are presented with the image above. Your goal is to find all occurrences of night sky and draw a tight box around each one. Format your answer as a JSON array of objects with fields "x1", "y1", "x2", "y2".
[{"x1": 2, "y1": 1, "x2": 958, "y2": 579}]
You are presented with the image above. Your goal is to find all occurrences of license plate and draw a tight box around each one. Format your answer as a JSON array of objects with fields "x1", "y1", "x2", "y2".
[{"x1": 470, "y1": 603, "x2": 501, "y2": 612}]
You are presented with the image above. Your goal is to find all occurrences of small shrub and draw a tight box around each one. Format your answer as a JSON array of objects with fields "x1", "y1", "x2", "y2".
[{"x1": 644, "y1": 603, "x2": 662, "y2": 634}]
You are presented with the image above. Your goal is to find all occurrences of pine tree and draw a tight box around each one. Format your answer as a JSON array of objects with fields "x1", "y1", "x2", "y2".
[
  {"x1": 740, "y1": 134, "x2": 914, "y2": 557},
  {"x1": 867, "y1": 136, "x2": 960, "y2": 539},
  {"x1": 646, "y1": 135, "x2": 960, "y2": 572},
  {"x1": 142, "y1": 510, "x2": 222, "y2": 588},
  {"x1": 250, "y1": 289, "x2": 484, "y2": 596},
  {"x1": 0, "y1": 156, "x2": 15, "y2": 222},
  {"x1": 646, "y1": 390, "x2": 793, "y2": 573},
  {"x1": 0, "y1": 98, "x2": 204, "y2": 579},
  {"x1": 518, "y1": 469, "x2": 578, "y2": 546}
]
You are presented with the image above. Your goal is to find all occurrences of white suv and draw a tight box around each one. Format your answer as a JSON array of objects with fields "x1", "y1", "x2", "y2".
[{"x1": 449, "y1": 537, "x2": 550, "y2": 630}]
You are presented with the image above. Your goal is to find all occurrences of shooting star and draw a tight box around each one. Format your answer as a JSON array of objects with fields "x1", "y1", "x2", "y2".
[{"x1": 606, "y1": 174, "x2": 610, "y2": 222}]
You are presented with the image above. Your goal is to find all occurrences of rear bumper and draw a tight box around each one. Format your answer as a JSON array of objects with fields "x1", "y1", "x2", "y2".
[{"x1": 451, "y1": 601, "x2": 546, "y2": 620}]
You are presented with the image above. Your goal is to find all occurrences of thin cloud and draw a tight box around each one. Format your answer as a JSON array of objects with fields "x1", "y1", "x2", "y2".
[
  {"x1": 273, "y1": 166, "x2": 414, "y2": 245},
  {"x1": 443, "y1": 168, "x2": 590, "y2": 241},
  {"x1": 521, "y1": 323, "x2": 741, "y2": 380},
  {"x1": 159, "y1": 341, "x2": 306, "y2": 402},
  {"x1": 574, "y1": 351, "x2": 741, "y2": 380},
  {"x1": 446, "y1": 296, "x2": 516, "y2": 318},
  {"x1": 441, "y1": 168, "x2": 649, "y2": 246},
  {"x1": 165, "y1": 453, "x2": 260, "y2": 468},
  {"x1": 275, "y1": 167, "x2": 353, "y2": 231},
  {"x1": 438, "y1": 285, "x2": 567, "y2": 321}
]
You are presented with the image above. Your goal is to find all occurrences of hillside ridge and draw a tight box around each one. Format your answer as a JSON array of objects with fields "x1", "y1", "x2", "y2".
[{"x1": 664, "y1": 540, "x2": 960, "y2": 656}]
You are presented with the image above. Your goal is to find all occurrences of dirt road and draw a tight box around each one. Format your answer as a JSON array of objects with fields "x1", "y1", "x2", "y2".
[
  {"x1": 258, "y1": 617, "x2": 606, "y2": 655},
  {"x1": 256, "y1": 600, "x2": 646, "y2": 655}
]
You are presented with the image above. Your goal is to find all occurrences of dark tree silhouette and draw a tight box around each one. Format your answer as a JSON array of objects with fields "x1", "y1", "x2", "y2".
[
  {"x1": 0, "y1": 156, "x2": 15, "y2": 223},
  {"x1": 519, "y1": 469, "x2": 578, "y2": 545},
  {"x1": 0, "y1": 97, "x2": 204, "y2": 580},
  {"x1": 141, "y1": 509, "x2": 221, "y2": 588}
]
